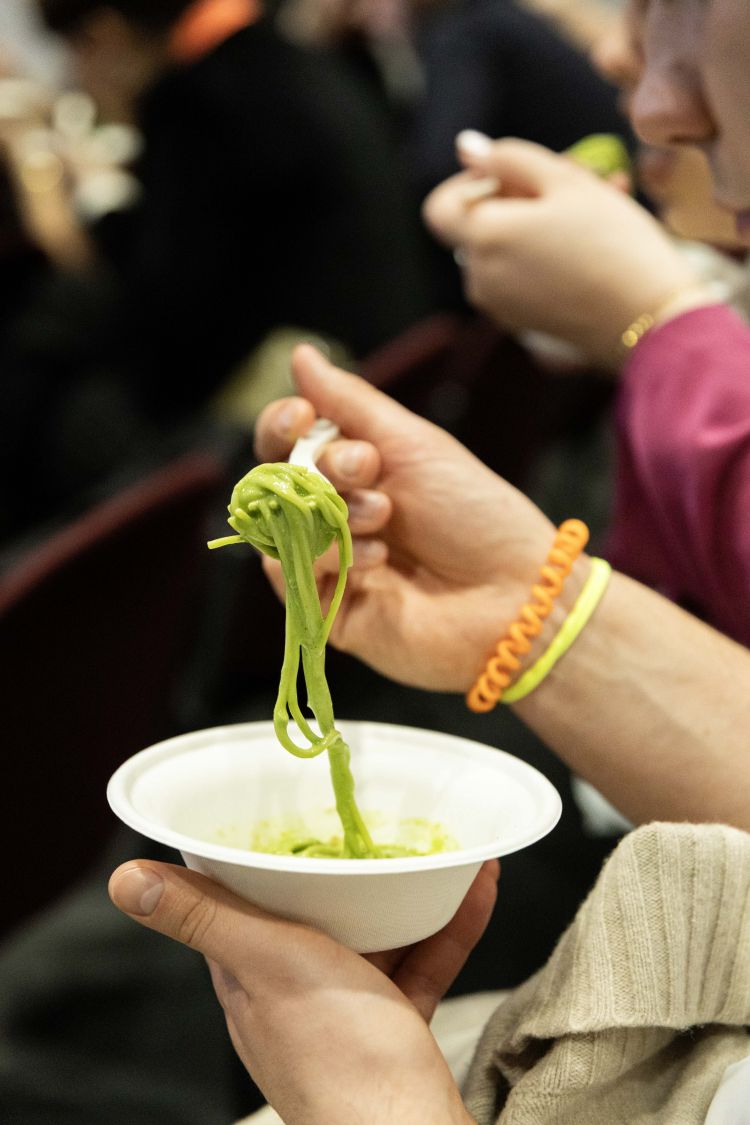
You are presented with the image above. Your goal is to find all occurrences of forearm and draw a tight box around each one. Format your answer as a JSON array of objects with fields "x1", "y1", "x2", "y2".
[
  {"x1": 292, "y1": 1088, "x2": 475, "y2": 1125},
  {"x1": 516, "y1": 571, "x2": 750, "y2": 830},
  {"x1": 273, "y1": 1051, "x2": 475, "y2": 1125}
]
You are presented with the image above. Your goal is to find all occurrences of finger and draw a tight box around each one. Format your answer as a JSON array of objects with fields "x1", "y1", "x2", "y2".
[
  {"x1": 109, "y1": 861, "x2": 284, "y2": 970},
  {"x1": 454, "y1": 129, "x2": 494, "y2": 164},
  {"x1": 606, "y1": 168, "x2": 633, "y2": 195},
  {"x1": 344, "y1": 489, "x2": 392, "y2": 535},
  {"x1": 389, "y1": 859, "x2": 500, "y2": 1023},
  {"x1": 350, "y1": 536, "x2": 389, "y2": 568},
  {"x1": 456, "y1": 134, "x2": 571, "y2": 196},
  {"x1": 423, "y1": 169, "x2": 537, "y2": 250},
  {"x1": 365, "y1": 860, "x2": 501, "y2": 983},
  {"x1": 255, "y1": 411, "x2": 382, "y2": 491},
  {"x1": 254, "y1": 396, "x2": 316, "y2": 462},
  {"x1": 459, "y1": 175, "x2": 502, "y2": 205},
  {"x1": 422, "y1": 172, "x2": 485, "y2": 248},
  {"x1": 316, "y1": 440, "x2": 383, "y2": 492},
  {"x1": 314, "y1": 535, "x2": 388, "y2": 574},
  {"x1": 290, "y1": 344, "x2": 433, "y2": 449},
  {"x1": 365, "y1": 944, "x2": 409, "y2": 979}
]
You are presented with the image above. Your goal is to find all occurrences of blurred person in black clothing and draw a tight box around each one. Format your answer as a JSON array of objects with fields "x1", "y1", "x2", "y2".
[
  {"x1": 0, "y1": 148, "x2": 48, "y2": 541},
  {"x1": 37, "y1": 0, "x2": 434, "y2": 423},
  {"x1": 408, "y1": 0, "x2": 628, "y2": 195},
  {"x1": 279, "y1": 0, "x2": 630, "y2": 304},
  {"x1": 0, "y1": 148, "x2": 137, "y2": 547}
]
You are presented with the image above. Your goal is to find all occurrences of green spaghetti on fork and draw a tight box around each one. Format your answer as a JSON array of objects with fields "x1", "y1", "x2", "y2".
[{"x1": 208, "y1": 461, "x2": 378, "y2": 858}]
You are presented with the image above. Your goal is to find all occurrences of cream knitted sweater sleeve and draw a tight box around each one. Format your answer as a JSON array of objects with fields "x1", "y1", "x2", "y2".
[{"x1": 462, "y1": 822, "x2": 750, "y2": 1124}]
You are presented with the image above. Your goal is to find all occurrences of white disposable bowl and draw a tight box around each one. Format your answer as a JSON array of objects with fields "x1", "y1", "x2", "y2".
[{"x1": 107, "y1": 720, "x2": 561, "y2": 952}]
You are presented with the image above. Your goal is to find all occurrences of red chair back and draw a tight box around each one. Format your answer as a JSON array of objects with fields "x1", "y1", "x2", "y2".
[
  {"x1": 360, "y1": 312, "x2": 614, "y2": 487},
  {"x1": 0, "y1": 452, "x2": 226, "y2": 936}
]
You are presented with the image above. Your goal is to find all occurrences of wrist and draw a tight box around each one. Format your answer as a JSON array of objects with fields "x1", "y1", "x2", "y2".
[
  {"x1": 280, "y1": 1023, "x2": 473, "y2": 1125},
  {"x1": 601, "y1": 282, "x2": 719, "y2": 372},
  {"x1": 516, "y1": 554, "x2": 590, "y2": 671},
  {"x1": 503, "y1": 557, "x2": 611, "y2": 705},
  {"x1": 512, "y1": 566, "x2": 619, "y2": 714},
  {"x1": 467, "y1": 521, "x2": 591, "y2": 711},
  {"x1": 485, "y1": 555, "x2": 591, "y2": 684},
  {"x1": 299, "y1": 1068, "x2": 473, "y2": 1125}
]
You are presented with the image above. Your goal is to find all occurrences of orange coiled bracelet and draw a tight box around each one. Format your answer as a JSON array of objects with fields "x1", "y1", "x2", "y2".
[{"x1": 466, "y1": 519, "x2": 590, "y2": 712}]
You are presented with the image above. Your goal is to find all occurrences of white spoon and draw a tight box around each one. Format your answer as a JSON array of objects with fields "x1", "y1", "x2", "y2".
[{"x1": 289, "y1": 418, "x2": 340, "y2": 481}]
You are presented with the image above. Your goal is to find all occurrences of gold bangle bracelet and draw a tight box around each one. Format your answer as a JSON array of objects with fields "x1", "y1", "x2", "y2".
[{"x1": 621, "y1": 285, "x2": 718, "y2": 351}]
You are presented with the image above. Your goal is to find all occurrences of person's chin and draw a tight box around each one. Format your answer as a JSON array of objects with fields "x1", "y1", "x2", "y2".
[
  {"x1": 706, "y1": 160, "x2": 750, "y2": 228},
  {"x1": 662, "y1": 203, "x2": 745, "y2": 251}
]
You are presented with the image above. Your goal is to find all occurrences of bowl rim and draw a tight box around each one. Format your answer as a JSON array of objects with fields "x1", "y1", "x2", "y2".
[{"x1": 107, "y1": 719, "x2": 562, "y2": 875}]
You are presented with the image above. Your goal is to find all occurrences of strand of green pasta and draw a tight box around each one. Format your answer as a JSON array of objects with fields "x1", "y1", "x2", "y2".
[{"x1": 208, "y1": 462, "x2": 377, "y2": 858}]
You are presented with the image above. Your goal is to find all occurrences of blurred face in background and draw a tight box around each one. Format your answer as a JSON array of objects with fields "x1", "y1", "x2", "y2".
[
  {"x1": 592, "y1": 0, "x2": 748, "y2": 250},
  {"x1": 631, "y1": 0, "x2": 750, "y2": 224}
]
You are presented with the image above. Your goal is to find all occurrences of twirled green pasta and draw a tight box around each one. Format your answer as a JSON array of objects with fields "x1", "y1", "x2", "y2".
[{"x1": 209, "y1": 462, "x2": 377, "y2": 857}]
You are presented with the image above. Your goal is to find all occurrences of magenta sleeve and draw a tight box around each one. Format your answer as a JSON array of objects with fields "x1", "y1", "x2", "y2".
[{"x1": 606, "y1": 304, "x2": 750, "y2": 646}]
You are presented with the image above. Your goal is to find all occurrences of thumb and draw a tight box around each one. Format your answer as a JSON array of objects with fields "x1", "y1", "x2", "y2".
[
  {"x1": 456, "y1": 132, "x2": 572, "y2": 197},
  {"x1": 108, "y1": 861, "x2": 275, "y2": 968},
  {"x1": 290, "y1": 343, "x2": 433, "y2": 447}
]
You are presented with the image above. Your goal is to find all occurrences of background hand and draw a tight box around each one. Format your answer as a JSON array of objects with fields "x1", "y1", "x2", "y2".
[
  {"x1": 109, "y1": 858, "x2": 498, "y2": 1125},
  {"x1": 255, "y1": 345, "x2": 558, "y2": 691},
  {"x1": 423, "y1": 136, "x2": 703, "y2": 371}
]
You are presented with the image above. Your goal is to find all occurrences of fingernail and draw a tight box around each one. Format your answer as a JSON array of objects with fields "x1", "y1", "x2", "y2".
[
  {"x1": 460, "y1": 175, "x2": 501, "y2": 205},
  {"x1": 336, "y1": 445, "x2": 366, "y2": 478},
  {"x1": 275, "y1": 403, "x2": 300, "y2": 440},
  {"x1": 297, "y1": 342, "x2": 330, "y2": 370},
  {"x1": 111, "y1": 867, "x2": 164, "y2": 916},
  {"x1": 346, "y1": 491, "x2": 382, "y2": 520},
  {"x1": 457, "y1": 129, "x2": 493, "y2": 158}
]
